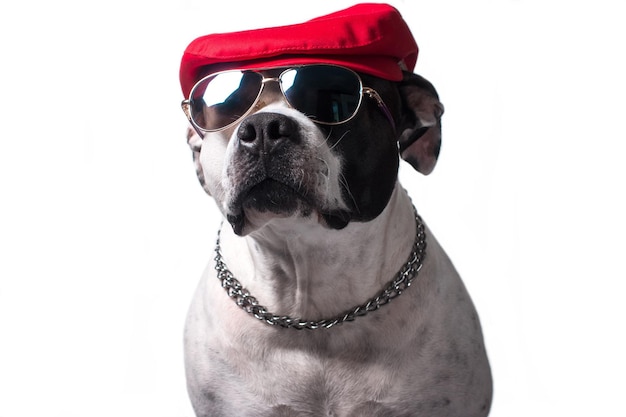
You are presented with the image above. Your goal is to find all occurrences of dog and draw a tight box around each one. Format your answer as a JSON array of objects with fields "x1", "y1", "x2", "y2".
[{"x1": 179, "y1": 5, "x2": 492, "y2": 416}]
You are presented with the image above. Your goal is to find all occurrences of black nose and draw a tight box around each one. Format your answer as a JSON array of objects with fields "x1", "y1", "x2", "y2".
[{"x1": 237, "y1": 112, "x2": 298, "y2": 155}]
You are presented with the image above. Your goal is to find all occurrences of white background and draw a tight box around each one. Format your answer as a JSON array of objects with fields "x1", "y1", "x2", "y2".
[{"x1": 1, "y1": 0, "x2": 625, "y2": 416}]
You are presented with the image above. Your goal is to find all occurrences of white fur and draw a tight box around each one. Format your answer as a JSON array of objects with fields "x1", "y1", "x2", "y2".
[{"x1": 185, "y1": 185, "x2": 492, "y2": 416}]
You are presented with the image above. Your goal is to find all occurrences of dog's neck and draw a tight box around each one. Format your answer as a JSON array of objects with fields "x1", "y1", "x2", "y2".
[{"x1": 218, "y1": 184, "x2": 418, "y2": 321}]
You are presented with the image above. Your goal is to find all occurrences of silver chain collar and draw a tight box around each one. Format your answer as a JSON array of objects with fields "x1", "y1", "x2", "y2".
[{"x1": 214, "y1": 207, "x2": 427, "y2": 330}]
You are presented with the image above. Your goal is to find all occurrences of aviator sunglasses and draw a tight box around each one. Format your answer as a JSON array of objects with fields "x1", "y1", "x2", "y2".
[{"x1": 181, "y1": 64, "x2": 395, "y2": 134}]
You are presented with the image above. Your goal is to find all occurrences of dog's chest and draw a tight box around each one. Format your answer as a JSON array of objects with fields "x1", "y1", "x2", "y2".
[{"x1": 225, "y1": 333, "x2": 408, "y2": 414}]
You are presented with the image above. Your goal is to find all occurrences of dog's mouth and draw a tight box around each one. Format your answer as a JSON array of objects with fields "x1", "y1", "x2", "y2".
[
  {"x1": 241, "y1": 179, "x2": 305, "y2": 215},
  {"x1": 227, "y1": 179, "x2": 350, "y2": 235}
]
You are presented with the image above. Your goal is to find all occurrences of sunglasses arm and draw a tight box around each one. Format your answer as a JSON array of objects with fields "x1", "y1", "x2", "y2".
[{"x1": 363, "y1": 88, "x2": 396, "y2": 133}]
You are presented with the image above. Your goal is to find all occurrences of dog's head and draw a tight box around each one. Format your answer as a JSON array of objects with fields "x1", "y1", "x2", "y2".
[
  {"x1": 185, "y1": 69, "x2": 443, "y2": 235},
  {"x1": 180, "y1": 4, "x2": 443, "y2": 236}
]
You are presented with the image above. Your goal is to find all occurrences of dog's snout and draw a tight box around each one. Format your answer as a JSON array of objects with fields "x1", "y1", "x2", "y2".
[{"x1": 237, "y1": 112, "x2": 299, "y2": 155}]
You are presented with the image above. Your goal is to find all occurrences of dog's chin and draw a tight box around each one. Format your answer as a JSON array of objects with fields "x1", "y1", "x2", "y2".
[{"x1": 226, "y1": 180, "x2": 351, "y2": 236}]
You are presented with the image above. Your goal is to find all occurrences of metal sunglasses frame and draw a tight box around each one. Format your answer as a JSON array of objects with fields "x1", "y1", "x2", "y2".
[{"x1": 180, "y1": 64, "x2": 396, "y2": 135}]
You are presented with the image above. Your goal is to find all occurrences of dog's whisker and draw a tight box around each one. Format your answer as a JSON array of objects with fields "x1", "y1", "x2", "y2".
[
  {"x1": 297, "y1": 169, "x2": 307, "y2": 195},
  {"x1": 329, "y1": 130, "x2": 351, "y2": 151},
  {"x1": 338, "y1": 172, "x2": 359, "y2": 214},
  {"x1": 315, "y1": 158, "x2": 332, "y2": 197},
  {"x1": 315, "y1": 157, "x2": 331, "y2": 176},
  {"x1": 316, "y1": 127, "x2": 334, "y2": 148}
]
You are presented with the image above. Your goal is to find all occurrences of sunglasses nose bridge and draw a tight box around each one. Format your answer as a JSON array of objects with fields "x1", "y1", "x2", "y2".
[
  {"x1": 252, "y1": 76, "x2": 291, "y2": 111},
  {"x1": 261, "y1": 76, "x2": 281, "y2": 85}
]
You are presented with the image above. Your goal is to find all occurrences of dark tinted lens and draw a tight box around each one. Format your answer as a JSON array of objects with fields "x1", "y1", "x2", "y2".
[
  {"x1": 189, "y1": 71, "x2": 262, "y2": 131},
  {"x1": 282, "y1": 66, "x2": 361, "y2": 124}
]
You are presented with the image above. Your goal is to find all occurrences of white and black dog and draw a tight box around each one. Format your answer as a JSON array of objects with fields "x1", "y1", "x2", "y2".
[
  {"x1": 180, "y1": 6, "x2": 492, "y2": 416},
  {"x1": 182, "y1": 67, "x2": 492, "y2": 415}
]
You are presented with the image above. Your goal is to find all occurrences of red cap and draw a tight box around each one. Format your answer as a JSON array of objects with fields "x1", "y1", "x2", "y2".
[{"x1": 179, "y1": 3, "x2": 418, "y2": 97}]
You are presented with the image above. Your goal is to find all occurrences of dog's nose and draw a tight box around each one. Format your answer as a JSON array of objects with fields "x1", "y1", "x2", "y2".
[{"x1": 237, "y1": 112, "x2": 298, "y2": 155}]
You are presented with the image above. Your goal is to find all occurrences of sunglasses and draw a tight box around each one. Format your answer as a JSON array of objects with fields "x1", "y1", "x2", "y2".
[{"x1": 181, "y1": 64, "x2": 395, "y2": 134}]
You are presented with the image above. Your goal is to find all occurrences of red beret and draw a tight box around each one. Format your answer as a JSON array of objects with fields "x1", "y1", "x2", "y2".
[{"x1": 179, "y1": 3, "x2": 418, "y2": 97}]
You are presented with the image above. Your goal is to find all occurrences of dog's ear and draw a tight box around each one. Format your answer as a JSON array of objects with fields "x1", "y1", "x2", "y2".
[
  {"x1": 187, "y1": 126, "x2": 212, "y2": 196},
  {"x1": 397, "y1": 72, "x2": 444, "y2": 175}
]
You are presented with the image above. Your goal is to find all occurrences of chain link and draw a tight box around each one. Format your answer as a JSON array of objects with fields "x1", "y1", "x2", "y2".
[{"x1": 214, "y1": 207, "x2": 426, "y2": 330}]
